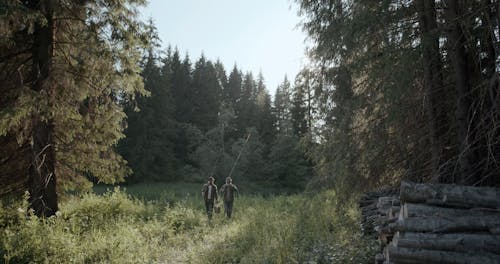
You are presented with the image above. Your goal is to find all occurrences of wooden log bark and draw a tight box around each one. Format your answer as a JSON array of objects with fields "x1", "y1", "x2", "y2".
[
  {"x1": 387, "y1": 246, "x2": 500, "y2": 264},
  {"x1": 400, "y1": 181, "x2": 500, "y2": 209},
  {"x1": 396, "y1": 215, "x2": 500, "y2": 233},
  {"x1": 392, "y1": 232, "x2": 500, "y2": 255},
  {"x1": 402, "y1": 203, "x2": 500, "y2": 218},
  {"x1": 378, "y1": 197, "x2": 398, "y2": 207},
  {"x1": 361, "y1": 203, "x2": 378, "y2": 214},
  {"x1": 360, "y1": 199, "x2": 377, "y2": 207},
  {"x1": 362, "y1": 203, "x2": 379, "y2": 212},
  {"x1": 378, "y1": 197, "x2": 397, "y2": 210},
  {"x1": 375, "y1": 216, "x2": 398, "y2": 226},
  {"x1": 389, "y1": 206, "x2": 400, "y2": 218},
  {"x1": 376, "y1": 220, "x2": 398, "y2": 237},
  {"x1": 375, "y1": 253, "x2": 385, "y2": 264}
]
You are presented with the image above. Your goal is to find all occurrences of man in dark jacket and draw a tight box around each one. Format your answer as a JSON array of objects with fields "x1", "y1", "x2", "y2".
[
  {"x1": 220, "y1": 177, "x2": 238, "y2": 218},
  {"x1": 201, "y1": 176, "x2": 218, "y2": 220}
]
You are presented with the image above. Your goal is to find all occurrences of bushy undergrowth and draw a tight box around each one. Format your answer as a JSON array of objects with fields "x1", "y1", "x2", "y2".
[
  {"x1": 0, "y1": 184, "x2": 376, "y2": 264},
  {"x1": 0, "y1": 188, "x2": 202, "y2": 264}
]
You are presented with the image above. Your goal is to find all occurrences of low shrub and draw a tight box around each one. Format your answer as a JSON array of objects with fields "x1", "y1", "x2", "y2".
[
  {"x1": 0, "y1": 184, "x2": 376, "y2": 264},
  {"x1": 0, "y1": 188, "x2": 204, "y2": 263}
]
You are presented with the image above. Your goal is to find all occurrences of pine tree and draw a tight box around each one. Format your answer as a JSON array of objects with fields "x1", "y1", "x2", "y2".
[
  {"x1": 214, "y1": 59, "x2": 228, "y2": 100},
  {"x1": 223, "y1": 65, "x2": 243, "y2": 142},
  {"x1": 191, "y1": 55, "x2": 221, "y2": 131},
  {"x1": 170, "y1": 49, "x2": 192, "y2": 124},
  {"x1": 255, "y1": 72, "x2": 276, "y2": 156},
  {"x1": 236, "y1": 72, "x2": 258, "y2": 135},
  {"x1": 269, "y1": 133, "x2": 311, "y2": 191},
  {"x1": 225, "y1": 65, "x2": 242, "y2": 108},
  {"x1": 297, "y1": 0, "x2": 500, "y2": 191},
  {"x1": 291, "y1": 78, "x2": 308, "y2": 137},
  {"x1": 274, "y1": 76, "x2": 293, "y2": 135},
  {"x1": 0, "y1": 0, "x2": 148, "y2": 216},
  {"x1": 119, "y1": 22, "x2": 177, "y2": 183}
]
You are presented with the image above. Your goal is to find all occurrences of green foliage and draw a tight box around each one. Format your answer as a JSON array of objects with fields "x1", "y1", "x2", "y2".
[
  {"x1": 185, "y1": 191, "x2": 376, "y2": 264},
  {"x1": 297, "y1": 0, "x2": 500, "y2": 192},
  {"x1": 62, "y1": 189, "x2": 147, "y2": 230},
  {"x1": 0, "y1": 183, "x2": 375, "y2": 264},
  {"x1": 0, "y1": 0, "x2": 150, "y2": 200},
  {"x1": 295, "y1": 0, "x2": 432, "y2": 195},
  {"x1": 163, "y1": 206, "x2": 201, "y2": 234},
  {"x1": 0, "y1": 187, "x2": 202, "y2": 263},
  {"x1": 119, "y1": 31, "x2": 177, "y2": 183},
  {"x1": 274, "y1": 76, "x2": 293, "y2": 135},
  {"x1": 269, "y1": 134, "x2": 311, "y2": 191},
  {"x1": 117, "y1": 48, "x2": 298, "y2": 188},
  {"x1": 191, "y1": 55, "x2": 222, "y2": 131}
]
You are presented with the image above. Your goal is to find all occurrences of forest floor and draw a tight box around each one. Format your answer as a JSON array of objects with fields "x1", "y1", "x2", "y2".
[{"x1": 0, "y1": 182, "x2": 376, "y2": 263}]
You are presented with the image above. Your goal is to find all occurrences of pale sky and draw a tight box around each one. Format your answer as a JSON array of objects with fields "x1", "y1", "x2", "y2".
[{"x1": 140, "y1": 0, "x2": 307, "y2": 95}]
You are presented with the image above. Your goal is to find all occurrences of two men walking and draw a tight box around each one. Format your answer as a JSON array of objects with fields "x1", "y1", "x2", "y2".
[{"x1": 201, "y1": 176, "x2": 238, "y2": 220}]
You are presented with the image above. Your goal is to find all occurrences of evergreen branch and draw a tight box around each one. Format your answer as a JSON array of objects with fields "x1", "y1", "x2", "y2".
[{"x1": 0, "y1": 48, "x2": 32, "y2": 63}]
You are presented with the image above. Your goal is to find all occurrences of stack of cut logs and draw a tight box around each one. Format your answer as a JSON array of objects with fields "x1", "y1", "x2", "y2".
[
  {"x1": 374, "y1": 195, "x2": 400, "y2": 262},
  {"x1": 359, "y1": 187, "x2": 399, "y2": 236},
  {"x1": 374, "y1": 181, "x2": 500, "y2": 264}
]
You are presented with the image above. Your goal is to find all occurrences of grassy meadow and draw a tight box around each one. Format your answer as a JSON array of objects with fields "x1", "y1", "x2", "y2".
[{"x1": 0, "y1": 183, "x2": 376, "y2": 263}]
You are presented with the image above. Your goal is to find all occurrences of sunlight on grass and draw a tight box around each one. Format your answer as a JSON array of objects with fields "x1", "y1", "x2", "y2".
[{"x1": 0, "y1": 184, "x2": 376, "y2": 263}]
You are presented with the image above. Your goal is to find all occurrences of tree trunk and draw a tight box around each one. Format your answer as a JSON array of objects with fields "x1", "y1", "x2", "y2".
[
  {"x1": 396, "y1": 215, "x2": 500, "y2": 233},
  {"x1": 393, "y1": 232, "x2": 500, "y2": 255},
  {"x1": 388, "y1": 246, "x2": 500, "y2": 264},
  {"x1": 417, "y1": 0, "x2": 450, "y2": 182},
  {"x1": 402, "y1": 203, "x2": 500, "y2": 218},
  {"x1": 400, "y1": 181, "x2": 500, "y2": 208},
  {"x1": 27, "y1": 0, "x2": 58, "y2": 217},
  {"x1": 444, "y1": 0, "x2": 473, "y2": 184}
]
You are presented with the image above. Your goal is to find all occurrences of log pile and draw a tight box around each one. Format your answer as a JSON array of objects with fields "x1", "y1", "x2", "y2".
[
  {"x1": 372, "y1": 196, "x2": 400, "y2": 263},
  {"x1": 376, "y1": 181, "x2": 500, "y2": 264},
  {"x1": 359, "y1": 187, "x2": 398, "y2": 236}
]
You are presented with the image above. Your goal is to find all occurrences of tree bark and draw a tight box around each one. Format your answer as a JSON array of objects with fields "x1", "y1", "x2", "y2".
[
  {"x1": 389, "y1": 206, "x2": 400, "y2": 218},
  {"x1": 27, "y1": 0, "x2": 58, "y2": 217},
  {"x1": 400, "y1": 181, "x2": 500, "y2": 209},
  {"x1": 402, "y1": 203, "x2": 500, "y2": 218},
  {"x1": 444, "y1": 0, "x2": 473, "y2": 184},
  {"x1": 417, "y1": 0, "x2": 451, "y2": 182},
  {"x1": 387, "y1": 245, "x2": 500, "y2": 264},
  {"x1": 393, "y1": 232, "x2": 500, "y2": 255},
  {"x1": 396, "y1": 215, "x2": 500, "y2": 233}
]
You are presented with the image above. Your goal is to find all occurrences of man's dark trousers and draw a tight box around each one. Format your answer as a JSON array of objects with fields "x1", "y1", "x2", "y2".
[
  {"x1": 224, "y1": 200, "x2": 233, "y2": 218},
  {"x1": 205, "y1": 199, "x2": 214, "y2": 220}
]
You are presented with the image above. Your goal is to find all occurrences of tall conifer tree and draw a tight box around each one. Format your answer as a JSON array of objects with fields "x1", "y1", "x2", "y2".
[{"x1": 0, "y1": 0, "x2": 148, "y2": 215}]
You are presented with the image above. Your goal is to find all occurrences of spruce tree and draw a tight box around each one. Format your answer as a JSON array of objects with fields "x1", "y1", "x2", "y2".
[
  {"x1": 119, "y1": 22, "x2": 177, "y2": 183},
  {"x1": 297, "y1": 0, "x2": 500, "y2": 191},
  {"x1": 191, "y1": 55, "x2": 221, "y2": 131},
  {"x1": 274, "y1": 76, "x2": 293, "y2": 135},
  {"x1": 0, "y1": 0, "x2": 148, "y2": 216},
  {"x1": 225, "y1": 65, "x2": 243, "y2": 109},
  {"x1": 169, "y1": 50, "x2": 193, "y2": 124},
  {"x1": 291, "y1": 78, "x2": 308, "y2": 137},
  {"x1": 236, "y1": 72, "x2": 258, "y2": 134},
  {"x1": 255, "y1": 72, "x2": 276, "y2": 156}
]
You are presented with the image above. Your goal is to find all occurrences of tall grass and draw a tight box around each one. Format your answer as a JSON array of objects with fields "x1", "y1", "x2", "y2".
[
  {"x1": 0, "y1": 183, "x2": 376, "y2": 263},
  {"x1": 181, "y1": 192, "x2": 377, "y2": 263}
]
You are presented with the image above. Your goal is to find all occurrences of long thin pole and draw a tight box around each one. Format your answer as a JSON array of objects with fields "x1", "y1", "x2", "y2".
[{"x1": 227, "y1": 132, "x2": 251, "y2": 179}]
